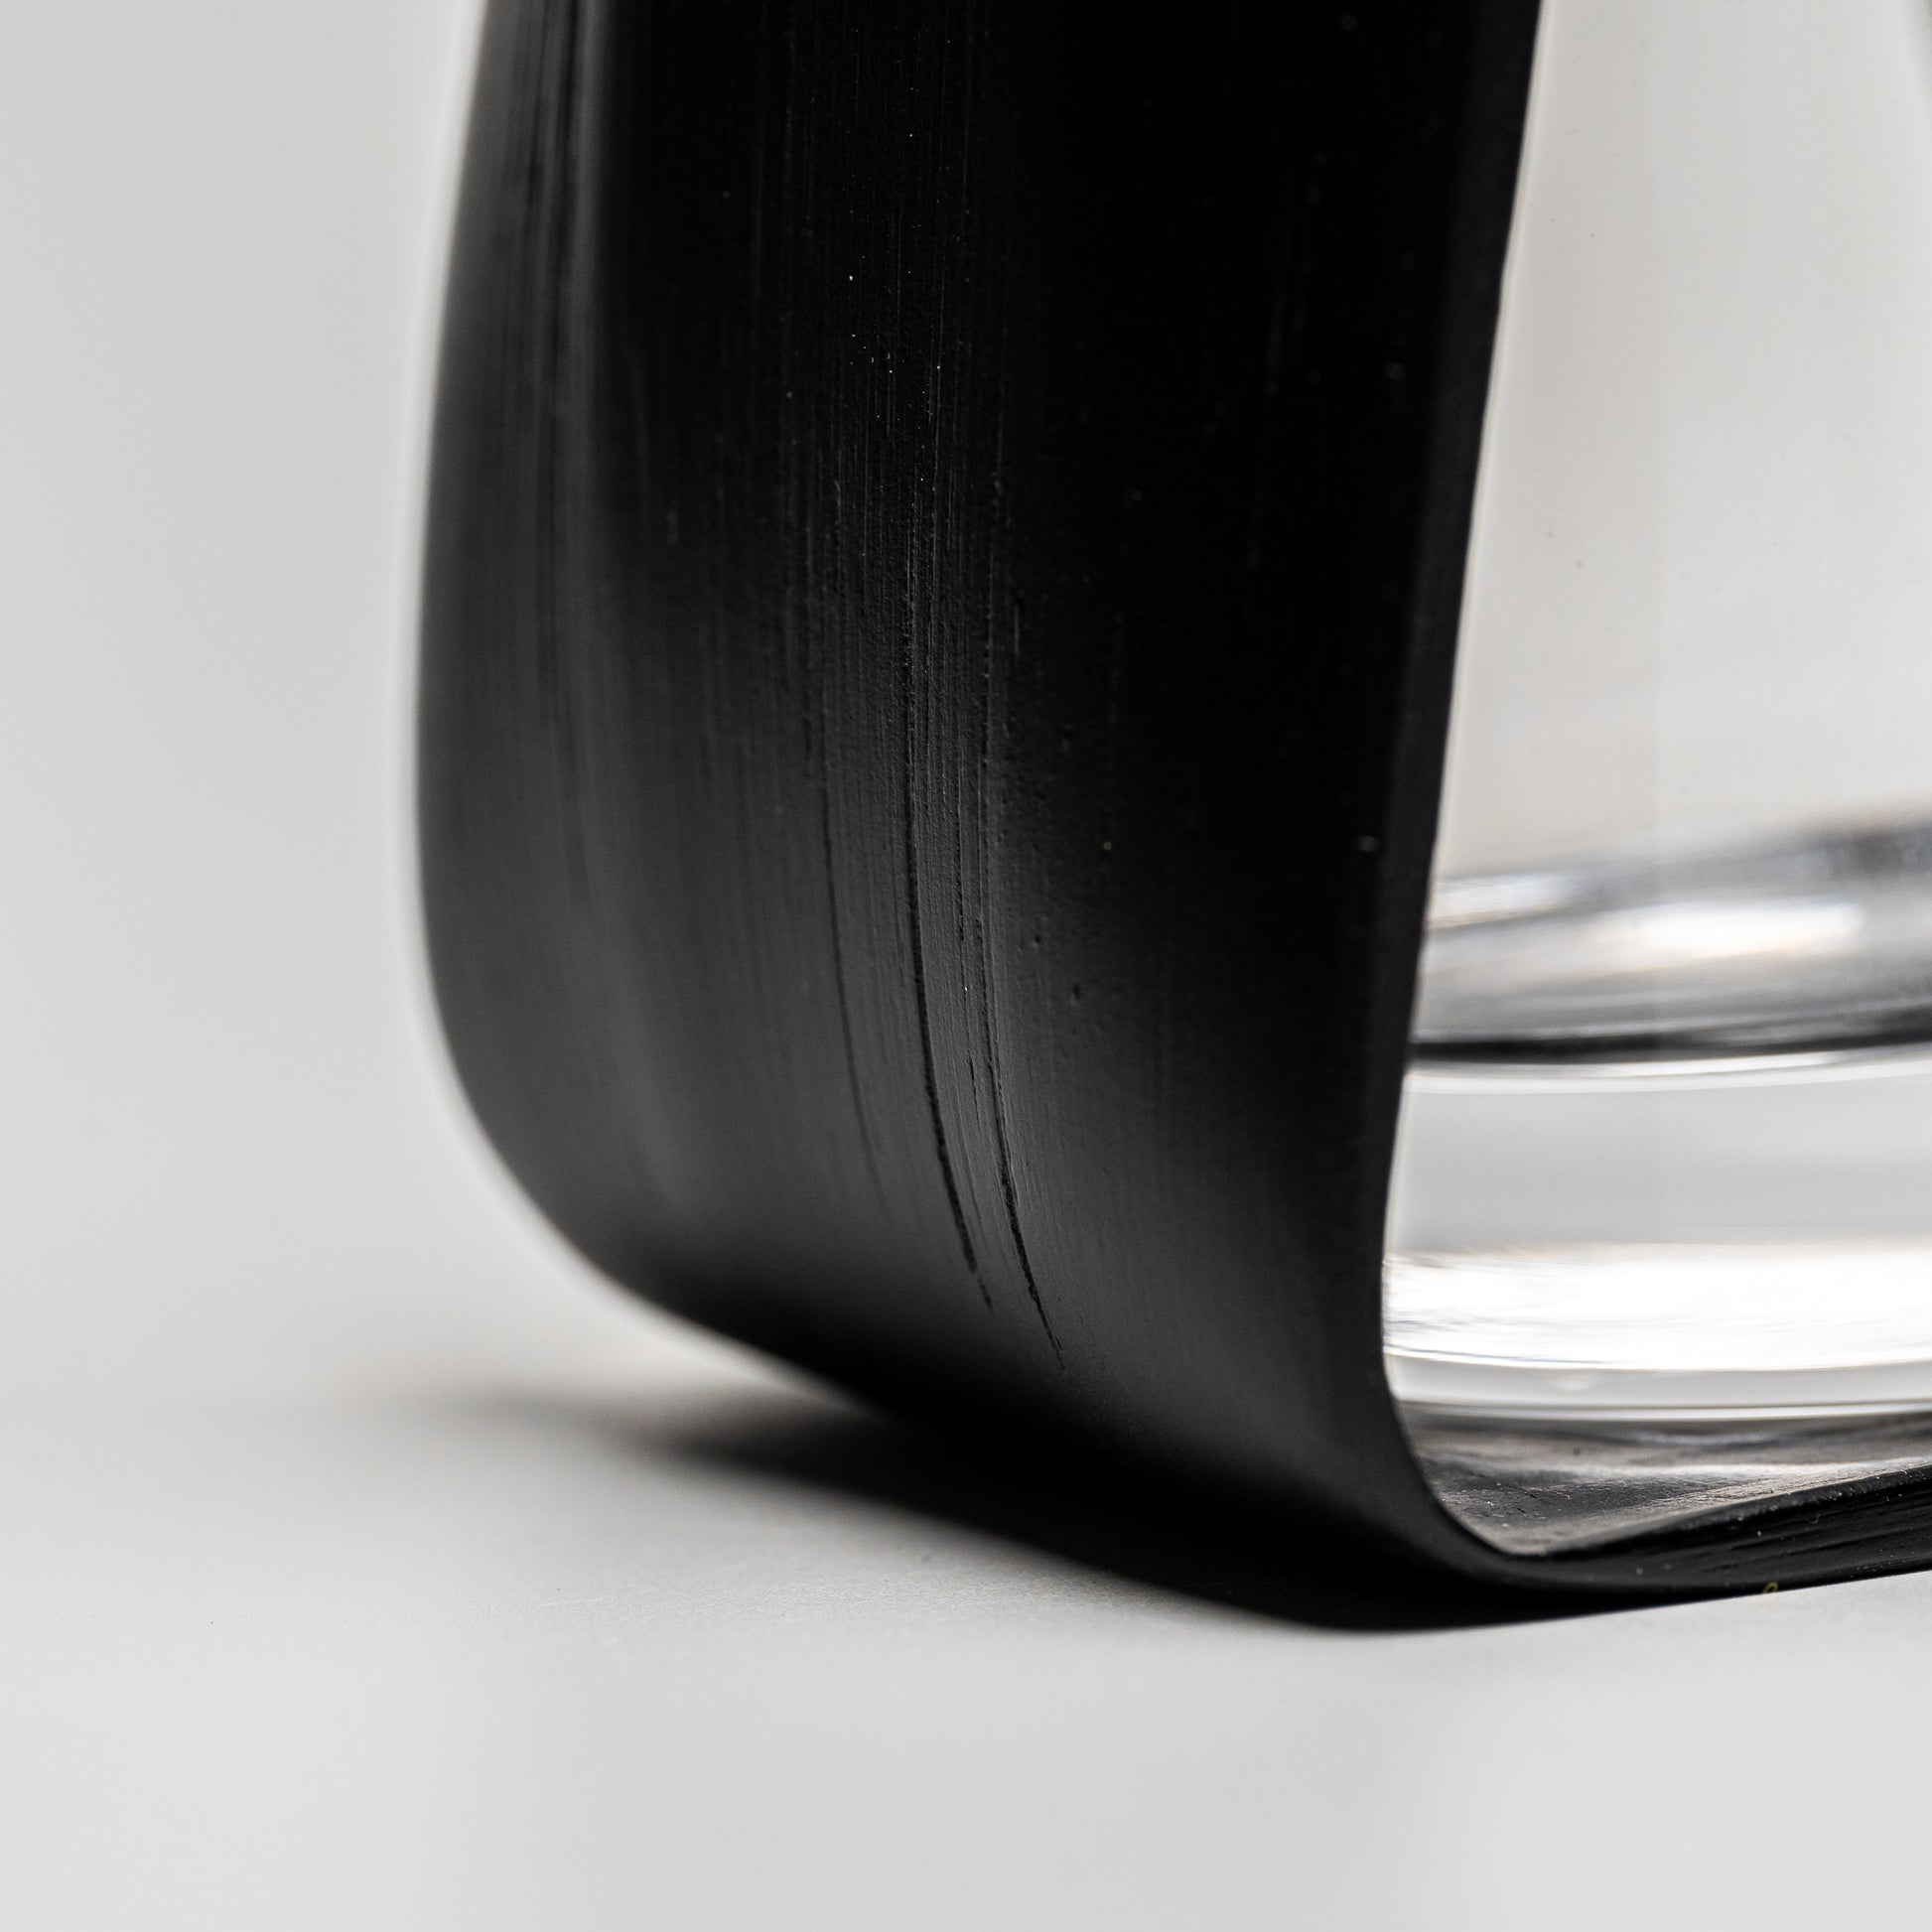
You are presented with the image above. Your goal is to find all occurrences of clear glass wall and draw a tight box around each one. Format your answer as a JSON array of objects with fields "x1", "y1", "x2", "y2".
[{"x1": 1386, "y1": 0, "x2": 1932, "y2": 1553}]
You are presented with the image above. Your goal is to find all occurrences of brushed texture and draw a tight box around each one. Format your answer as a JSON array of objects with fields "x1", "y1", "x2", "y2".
[{"x1": 422, "y1": 1, "x2": 1932, "y2": 1589}]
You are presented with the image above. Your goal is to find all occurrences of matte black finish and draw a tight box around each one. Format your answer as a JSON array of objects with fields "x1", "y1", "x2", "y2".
[{"x1": 420, "y1": 0, "x2": 1932, "y2": 1592}]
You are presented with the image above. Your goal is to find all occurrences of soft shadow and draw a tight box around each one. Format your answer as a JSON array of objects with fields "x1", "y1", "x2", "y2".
[{"x1": 517, "y1": 1378, "x2": 1615, "y2": 1632}]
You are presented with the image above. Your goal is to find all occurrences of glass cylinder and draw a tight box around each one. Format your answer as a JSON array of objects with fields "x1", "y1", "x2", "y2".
[{"x1": 1386, "y1": 0, "x2": 1932, "y2": 1554}]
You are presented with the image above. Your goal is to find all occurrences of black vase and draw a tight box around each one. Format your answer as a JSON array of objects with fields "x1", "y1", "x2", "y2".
[{"x1": 419, "y1": 0, "x2": 1932, "y2": 1592}]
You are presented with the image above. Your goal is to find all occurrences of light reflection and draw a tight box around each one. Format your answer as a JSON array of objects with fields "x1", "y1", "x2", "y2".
[{"x1": 1414, "y1": 817, "x2": 1932, "y2": 1053}]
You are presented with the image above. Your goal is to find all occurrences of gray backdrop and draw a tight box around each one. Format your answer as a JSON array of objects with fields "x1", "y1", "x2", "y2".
[{"x1": 5, "y1": 4, "x2": 1930, "y2": 1927}]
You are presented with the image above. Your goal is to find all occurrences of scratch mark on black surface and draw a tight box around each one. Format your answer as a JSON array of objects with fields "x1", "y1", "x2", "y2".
[
  {"x1": 903, "y1": 636, "x2": 984, "y2": 1290},
  {"x1": 978, "y1": 571, "x2": 1060, "y2": 1359},
  {"x1": 530, "y1": 0, "x2": 590, "y2": 905},
  {"x1": 821, "y1": 782, "x2": 886, "y2": 1204},
  {"x1": 894, "y1": 22, "x2": 983, "y2": 1296},
  {"x1": 964, "y1": 34, "x2": 1059, "y2": 1361}
]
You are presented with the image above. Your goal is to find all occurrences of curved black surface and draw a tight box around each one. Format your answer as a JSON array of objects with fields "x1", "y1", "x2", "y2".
[{"x1": 420, "y1": 0, "x2": 1932, "y2": 1592}]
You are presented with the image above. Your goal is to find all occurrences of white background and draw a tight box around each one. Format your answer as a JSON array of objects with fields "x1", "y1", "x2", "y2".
[
  {"x1": 5, "y1": 2, "x2": 1932, "y2": 1927},
  {"x1": 1447, "y1": 0, "x2": 1932, "y2": 872}
]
